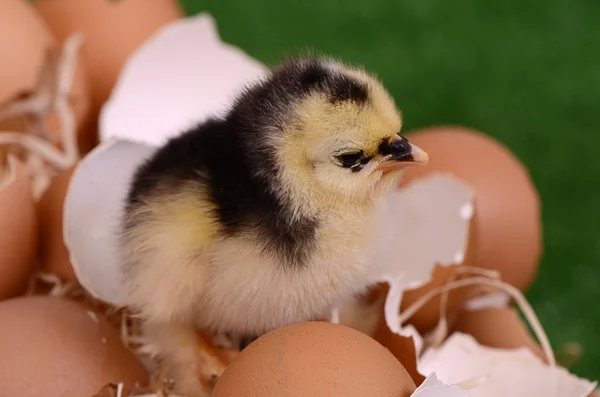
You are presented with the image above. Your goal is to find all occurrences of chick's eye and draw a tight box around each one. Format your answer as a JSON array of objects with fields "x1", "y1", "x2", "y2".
[{"x1": 337, "y1": 152, "x2": 364, "y2": 168}]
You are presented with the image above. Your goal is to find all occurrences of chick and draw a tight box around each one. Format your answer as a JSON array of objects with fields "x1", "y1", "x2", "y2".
[{"x1": 120, "y1": 56, "x2": 429, "y2": 396}]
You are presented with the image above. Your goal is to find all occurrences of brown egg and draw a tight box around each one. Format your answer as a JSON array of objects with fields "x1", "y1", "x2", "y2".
[
  {"x1": 451, "y1": 306, "x2": 547, "y2": 362},
  {"x1": 213, "y1": 321, "x2": 416, "y2": 397},
  {"x1": 38, "y1": 166, "x2": 76, "y2": 280},
  {"x1": 0, "y1": 0, "x2": 53, "y2": 107},
  {"x1": 0, "y1": 0, "x2": 91, "y2": 154},
  {"x1": 0, "y1": 157, "x2": 37, "y2": 299},
  {"x1": 400, "y1": 126, "x2": 542, "y2": 292},
  {"x1": 34, "y1": 0, "x2": 183, "y2": 115},
  {"x1": 0, "y1": 296, "x2": 148, "y2": 396}
]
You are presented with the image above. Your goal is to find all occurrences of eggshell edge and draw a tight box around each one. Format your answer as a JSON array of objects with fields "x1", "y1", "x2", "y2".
[{"x1": 64, "y1": 139, "x2": 156, "y2": 305}]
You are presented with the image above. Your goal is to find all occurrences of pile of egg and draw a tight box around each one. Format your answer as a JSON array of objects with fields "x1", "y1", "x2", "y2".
[{"x1": 0, "y1": 1, "x2": 551, "y2": 396}]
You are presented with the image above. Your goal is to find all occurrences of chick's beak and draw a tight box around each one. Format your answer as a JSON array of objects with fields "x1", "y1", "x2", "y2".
[{"x1": 377, "y1": 135, "x2": 429, "y2": 175}]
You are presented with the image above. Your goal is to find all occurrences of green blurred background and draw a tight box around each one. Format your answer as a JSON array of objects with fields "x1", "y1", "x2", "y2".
[{"x1": 178, "y1": 0, "x2": 600, "y2": 379}]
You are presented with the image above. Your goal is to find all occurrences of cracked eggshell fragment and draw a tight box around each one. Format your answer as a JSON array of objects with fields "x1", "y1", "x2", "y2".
[
  {"x1": 366, "y1": 173, "x2": 476, "y2": 348},
  {"x1": 366, "y1": 173, "x2": 475, "y2": 287},
  {"x1": 64, "y1": 139, "x2": 156, "y2": 306},
  {"x1": 411, "y1": 373, "x2": 470, "y2": 397},
  {"x1": 99, "y1": 13, "x2": 268, "y2": 147},
  {"x1": 418, "y1": 333, "x2": 598, "y2": 397},
  {"x1": 398, "y1": 184, "x2": 480, "y2": 333}
]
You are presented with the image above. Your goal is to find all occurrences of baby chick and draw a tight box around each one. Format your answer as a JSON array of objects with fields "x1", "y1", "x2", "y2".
[{"x1": 120, "y1": 56, "x2": 428, "y2": 396}]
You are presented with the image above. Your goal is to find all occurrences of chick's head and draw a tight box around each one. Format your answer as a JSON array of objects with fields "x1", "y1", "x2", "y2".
[{"x1": 231, "y1": 57, "x2": 429, "y2": 210}]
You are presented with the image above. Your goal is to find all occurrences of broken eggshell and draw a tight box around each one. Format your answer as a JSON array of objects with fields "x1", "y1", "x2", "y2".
[
  {"x1": 331, "y1": 173, "x2": 476, "y2": 386},
  {"x1": 363, "y1": 173, "x2": 475, "y2": 351},
  {"x1": 64, "y1": 139, "x2": 156, "y2": 305},
  {"x1": 366, "y1": 173, "x2": 475, "y2": 289},
  {"x1": 418, "y1": 333, "x2": 598, "y2": 397},
  {"x1": 99, "y1": 13, "x2": 268, "y2": 147},
  {"x1": 411, "y1": 373, "x2": 470, "y2": 397}
]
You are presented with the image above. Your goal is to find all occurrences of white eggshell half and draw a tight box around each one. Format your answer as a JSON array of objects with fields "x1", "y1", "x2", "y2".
[
  {"x1": 411, "y1": 373, "x2": 470, "y2": 397},
  {"x1": 100, "y1": 13, "x2": 268, "y2": 147},
  {"x1": 418, "y1": 333, "x2": 598, "y2": 397},
  {"x1": 64, "y1": 139, "x2": 156, "y2": 306}
]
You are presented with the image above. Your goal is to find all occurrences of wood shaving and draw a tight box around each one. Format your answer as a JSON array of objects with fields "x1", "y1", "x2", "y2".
[
  {"x1": 398, "y1": 272, "x2": 556, "y2": 366},
  {"x1": 0, "y1": 33, "x2": 83, "y2": 199},
  {"x1": 92, "y1": 383, "x2": 158, "y2": 397}
]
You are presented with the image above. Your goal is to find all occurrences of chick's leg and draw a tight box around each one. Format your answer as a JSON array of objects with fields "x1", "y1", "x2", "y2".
[
  {"x1": 210, "y1": 331, "x2": 259, "y2": 350},
  {"x1": 142, "y1": 320, "x2": 207, "y2": 397}
]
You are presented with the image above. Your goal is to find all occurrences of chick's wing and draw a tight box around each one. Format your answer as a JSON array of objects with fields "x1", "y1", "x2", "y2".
[{"x1": 121, "y1": 183, "x2": 218, "y2": 323}]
